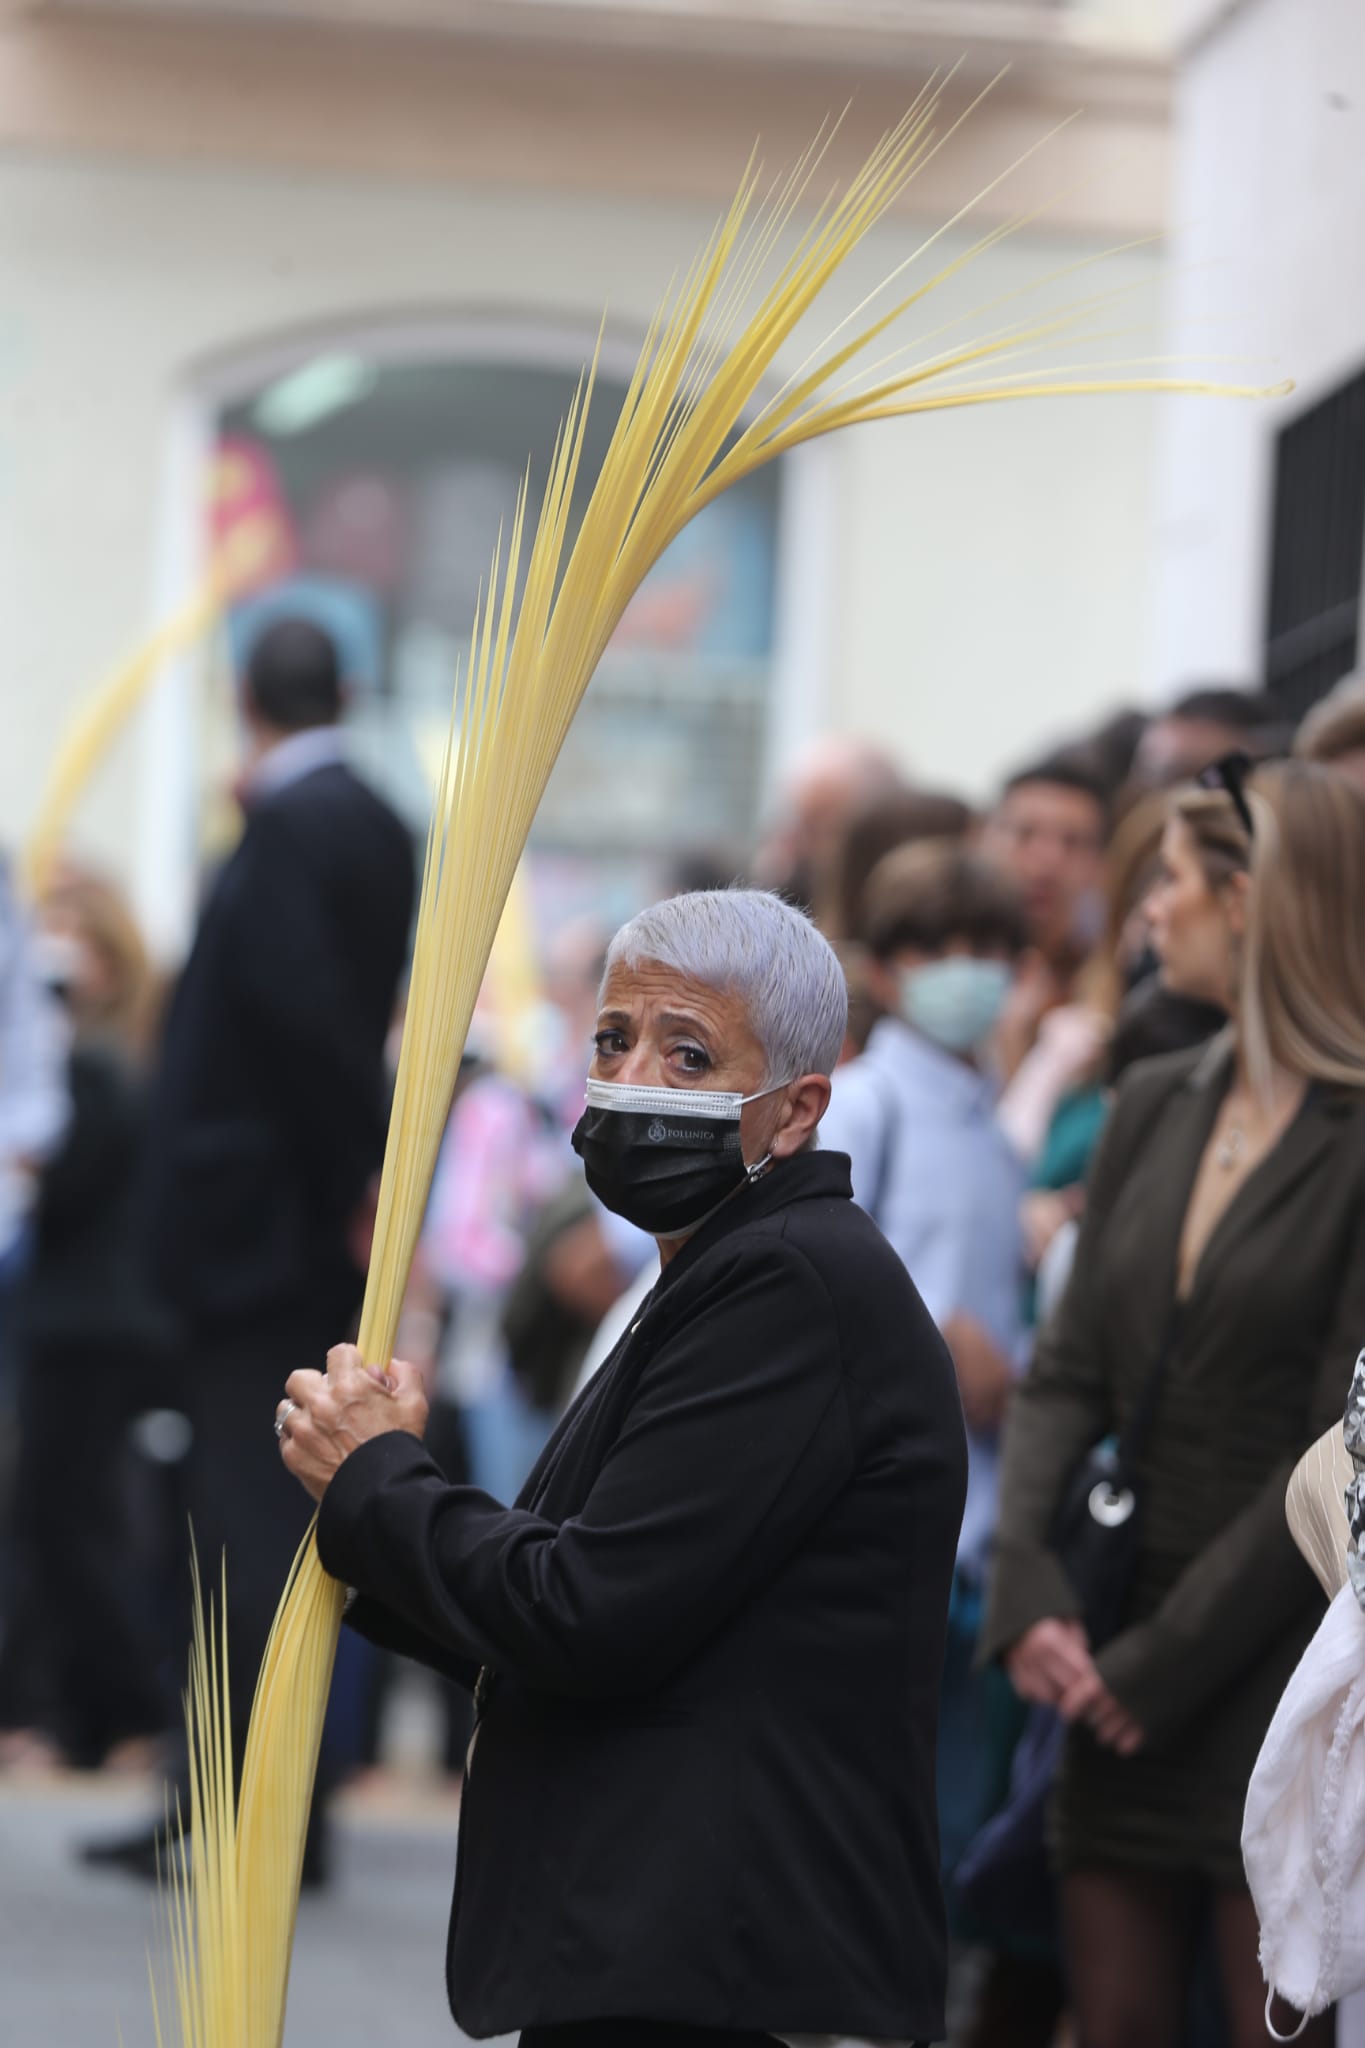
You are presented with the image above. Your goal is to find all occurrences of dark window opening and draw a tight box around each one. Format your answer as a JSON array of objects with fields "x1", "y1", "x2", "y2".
[{"x1": 1264, "y1": 362, "x2": 1365, "y2": 723}]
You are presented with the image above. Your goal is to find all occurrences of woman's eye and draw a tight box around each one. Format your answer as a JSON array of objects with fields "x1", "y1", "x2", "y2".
[
  {"x1": 594, "y1": 1030, "x2": 628, "y2": 1056},
  {"x1": 675, "y1": 1044, "x2": 711, "y2": 1073}
]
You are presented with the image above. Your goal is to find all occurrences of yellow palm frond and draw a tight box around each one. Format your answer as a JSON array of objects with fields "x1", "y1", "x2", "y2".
[{"x1": 157, "y1": 83, "x2": 1287, "y2": 2048}]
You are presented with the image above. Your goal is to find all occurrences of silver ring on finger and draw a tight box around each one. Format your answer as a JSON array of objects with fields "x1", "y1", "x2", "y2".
[{"x1": 274, "y1": 1398, "x2": 298, "y2": 1441}]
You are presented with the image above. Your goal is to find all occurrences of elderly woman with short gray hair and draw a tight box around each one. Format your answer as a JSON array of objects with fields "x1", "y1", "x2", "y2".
[{"x1": 277, "y1": 888, "x2": 968, "y2": 2048}]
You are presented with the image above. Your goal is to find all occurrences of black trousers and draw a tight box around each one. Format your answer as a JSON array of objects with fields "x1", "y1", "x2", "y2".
[
  {"x1": 519, "y1": 2028, "x2": 779, "y2": 2048},
  {"x1": 0, "y1": 1336, "x2": 169, "y2": 1759},
  {"x1": 179, "y1": 1304, "x2": 353, "y2": 1785}
]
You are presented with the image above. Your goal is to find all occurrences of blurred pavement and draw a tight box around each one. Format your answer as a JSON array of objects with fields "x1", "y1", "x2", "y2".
[{"x1": 0, "y1": 1773, "x2": 510, "y2": 2047}]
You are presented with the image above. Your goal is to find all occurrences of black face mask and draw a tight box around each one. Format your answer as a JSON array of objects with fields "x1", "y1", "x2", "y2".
[{"x1": 570, "y1": 1079, "x2": 783, "y2": 1239}]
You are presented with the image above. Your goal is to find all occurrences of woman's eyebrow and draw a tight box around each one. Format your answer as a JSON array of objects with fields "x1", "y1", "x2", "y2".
[
  {"x1": 658, "y1": 1010, "x2": 713, "y2": 1039},
  {"x1": 595, "y1": 1009, "x2": 632, "y2": 1029}
]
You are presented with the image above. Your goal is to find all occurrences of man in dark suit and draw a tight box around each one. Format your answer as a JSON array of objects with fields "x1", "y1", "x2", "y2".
[
  {"x1": 277, "y1": 888, "x2": 967, "y2": 2045},
  {"x1": 88, "y1": 618, "x2": 413, "y2": 1879}
]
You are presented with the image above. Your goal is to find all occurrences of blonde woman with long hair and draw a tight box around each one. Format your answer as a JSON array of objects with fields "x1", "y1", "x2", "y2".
[
  {"x1": 36, "y1": 861, "x2": 158, "y2": 1055},
  {"x1": 981, "y1": 761, "x2": 1365, "y2": 2048}
]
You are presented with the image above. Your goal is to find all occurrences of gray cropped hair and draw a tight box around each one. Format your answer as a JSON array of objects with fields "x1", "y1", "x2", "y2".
[{"x1": 603, "y1": 888, "x2": 848, "y2": 1081}]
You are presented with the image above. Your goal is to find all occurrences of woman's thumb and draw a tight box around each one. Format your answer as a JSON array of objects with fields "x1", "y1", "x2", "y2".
[{"x1": 387, "y1": 1356, "x2": 425, "y2": 1400}]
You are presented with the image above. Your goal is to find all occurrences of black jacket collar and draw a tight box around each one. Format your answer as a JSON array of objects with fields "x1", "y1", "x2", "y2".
[{"x1": 654, "y1": 1146, "x2": 853, "y2": 1298}]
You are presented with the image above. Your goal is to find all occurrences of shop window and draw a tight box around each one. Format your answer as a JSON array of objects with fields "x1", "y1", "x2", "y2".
[{"x1": 214, "y1": 350, "x2": 781, "y2": 927}]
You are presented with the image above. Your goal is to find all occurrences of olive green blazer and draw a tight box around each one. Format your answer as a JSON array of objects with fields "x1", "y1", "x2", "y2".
[{"x1": 983, "y1": 1036, "x2": 1365, "y2": 1750}]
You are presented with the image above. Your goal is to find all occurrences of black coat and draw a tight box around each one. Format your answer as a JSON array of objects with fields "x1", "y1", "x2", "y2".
[
  {"x1": 142, "y1": 760, "x2": 414, "y2": 1333},
  {"x1": 21, "y1": 1039, "x2": 170, "y2": 1360},
  {"x1": 318, "y1": 1148, "x2": 967, "y2": 2042}
]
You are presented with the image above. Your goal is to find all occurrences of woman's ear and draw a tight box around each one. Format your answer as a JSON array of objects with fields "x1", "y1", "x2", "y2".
[
  {"x1": 1224, "y1": 868, "x2": 1252, "y2": 940},
  {"x1": 772, "y1": 1072, "x2": 833, "y2": 1158}
]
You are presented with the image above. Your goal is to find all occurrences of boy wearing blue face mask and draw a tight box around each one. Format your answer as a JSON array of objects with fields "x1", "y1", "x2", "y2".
[{"x1": 822, "y1": 838, "x2": 1030, "y2": 1881}]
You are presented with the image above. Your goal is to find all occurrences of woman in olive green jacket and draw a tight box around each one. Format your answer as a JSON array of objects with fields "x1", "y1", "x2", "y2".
[{"x1": 982, "y1": 760, "x2": 1365, "y2": 2048}]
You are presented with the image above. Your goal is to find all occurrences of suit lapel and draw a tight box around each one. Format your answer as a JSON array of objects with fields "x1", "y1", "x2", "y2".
[
  {"x1": 1138, "y1": 1038, "x2": 1234, "y2": 1323},
  {"x1": 1184, "y1": 1084, "x2": 1344, "y2": 1311}
]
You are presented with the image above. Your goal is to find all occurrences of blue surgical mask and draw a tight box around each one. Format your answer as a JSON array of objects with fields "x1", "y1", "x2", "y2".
[{"x1": 898, "y1": 957, "x2": 1012, "y2": 1056}]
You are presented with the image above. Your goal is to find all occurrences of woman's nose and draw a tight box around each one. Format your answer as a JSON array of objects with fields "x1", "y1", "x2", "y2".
[{"x1": 615, "y1": 1042, "x2": 665, "y2": 1086}]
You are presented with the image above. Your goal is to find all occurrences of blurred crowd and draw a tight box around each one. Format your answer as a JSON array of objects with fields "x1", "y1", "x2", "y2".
[{"x1": 5, "y1": 625, "x2": 1365, "y2": 2044}]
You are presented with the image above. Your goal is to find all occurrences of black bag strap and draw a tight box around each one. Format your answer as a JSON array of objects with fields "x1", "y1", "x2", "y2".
[{"x1": 1078, "y1": 1071, "x2": 1199, "y2": 1488}]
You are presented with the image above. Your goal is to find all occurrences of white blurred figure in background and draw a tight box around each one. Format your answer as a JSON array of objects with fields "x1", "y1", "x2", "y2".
[
  {"x1": 0, "y1": 860, "x2": 69, "y2": 1328},
  {"x1": 752, "y1": 734, "x2": 902, "y2": 916}
]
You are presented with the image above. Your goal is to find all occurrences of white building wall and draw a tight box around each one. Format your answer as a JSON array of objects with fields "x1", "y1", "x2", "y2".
[
  {"x1": 0, "y1": 149, "x2": 1164, "y2": 931},
  {"x1": 834, "y1": 271, "x2": 1161, "y2": 789},
  {"x1": 1150, "y1": 0, "x2": 1365, "y2": 694}
]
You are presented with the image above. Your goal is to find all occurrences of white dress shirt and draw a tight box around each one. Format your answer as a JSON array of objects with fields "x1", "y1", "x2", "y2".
[{"x1": 246, "y1": 722, "x2": 349, "y2": 801}]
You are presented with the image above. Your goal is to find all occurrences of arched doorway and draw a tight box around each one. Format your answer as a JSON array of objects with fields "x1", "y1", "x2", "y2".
[{"x1": 140, "y1": 311, "x2": 826, "y2": 953}]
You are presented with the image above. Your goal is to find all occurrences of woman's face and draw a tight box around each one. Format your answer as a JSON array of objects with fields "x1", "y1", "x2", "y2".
[
  {"x1": 591, "y1": 961, "x2": 766, "y2": 1095},
  {"x1": 1144, "y1": 818, "x2": 1242, "y2": 1007},
  {"x1": 39, "y1": 902, "x2": 116, "y2": 1018},
  {"x1": 589, "y1": 960, "x2": 828, "y2": 1165}
]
